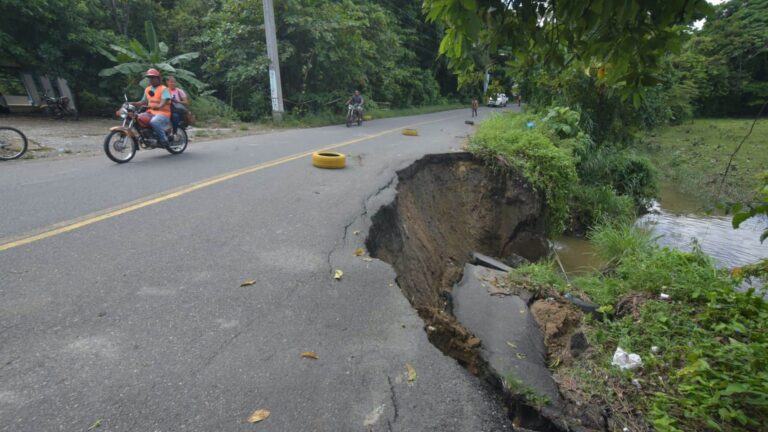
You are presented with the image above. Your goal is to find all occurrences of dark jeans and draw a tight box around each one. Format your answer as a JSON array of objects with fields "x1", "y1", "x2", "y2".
[{"x1": 171, "y1": 111, "x2": 183, "y2": 134}]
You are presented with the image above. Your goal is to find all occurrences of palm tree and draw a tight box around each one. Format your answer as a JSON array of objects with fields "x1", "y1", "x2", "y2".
[{"x1": 99, "y1": 21, "x2": 205, "y2": 95}]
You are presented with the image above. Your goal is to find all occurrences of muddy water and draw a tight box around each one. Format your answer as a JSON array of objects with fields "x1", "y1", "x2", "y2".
[{"x1": 556, "y1": 184, "x2": 768, "y2": 273}]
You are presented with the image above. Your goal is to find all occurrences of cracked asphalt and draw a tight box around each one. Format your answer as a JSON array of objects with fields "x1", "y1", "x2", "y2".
[{"x1": 0, "y1": 108, "x2": 516, "y2": 431}]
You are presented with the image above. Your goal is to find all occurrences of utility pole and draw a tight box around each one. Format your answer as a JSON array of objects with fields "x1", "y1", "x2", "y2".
[{"x1": 262, "y1": 0, "x2": 285, "y2": 122}]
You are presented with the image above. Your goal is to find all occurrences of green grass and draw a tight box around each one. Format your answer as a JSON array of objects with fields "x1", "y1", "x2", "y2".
[
  {"x1": 510, "y1": 223, "x2": 768, "y2": 431},
  {"x1": 643, "y1": 118, "x2": 768, "y2": 203}
]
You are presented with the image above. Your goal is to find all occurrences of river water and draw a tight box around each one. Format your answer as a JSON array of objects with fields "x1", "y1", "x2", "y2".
[{"x1": 555, "y1": 185, "x2": 768, "y2": 274}]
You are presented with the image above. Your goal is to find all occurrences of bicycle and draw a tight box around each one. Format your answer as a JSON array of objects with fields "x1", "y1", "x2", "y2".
[{"x1": 0, "y1": 126, "x2": 28, "y2": 160}]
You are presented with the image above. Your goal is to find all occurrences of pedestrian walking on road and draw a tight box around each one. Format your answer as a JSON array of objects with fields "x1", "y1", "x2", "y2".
[{"x1": 471, "y1": 98, "x2": 478, "y2": 117}]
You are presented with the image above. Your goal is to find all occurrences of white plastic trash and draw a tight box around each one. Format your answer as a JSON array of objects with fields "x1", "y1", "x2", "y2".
[{"x1": 611, "y1": 347, "x2": 642, "y2": 370}]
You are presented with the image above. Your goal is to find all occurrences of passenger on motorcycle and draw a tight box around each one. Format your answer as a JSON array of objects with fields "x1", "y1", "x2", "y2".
[
  {"x1": 346, "y1": 90, "x2": 364, "y2": 115},
  {"x1": 131, "y1": 68, "x2": 172, "y2": 147}
]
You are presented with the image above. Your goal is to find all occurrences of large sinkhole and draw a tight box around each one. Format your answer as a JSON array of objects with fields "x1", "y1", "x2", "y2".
[{"x1": 366, "y1": 153, "x2": 575, "y2": 431}]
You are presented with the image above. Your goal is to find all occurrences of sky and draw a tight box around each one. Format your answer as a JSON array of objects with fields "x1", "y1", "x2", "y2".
[{"x1": 694, "y1": 0, "x2": 727, "y2": 29}]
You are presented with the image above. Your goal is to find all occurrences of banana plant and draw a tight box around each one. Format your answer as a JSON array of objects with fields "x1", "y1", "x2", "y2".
[{"x1": 99, "y1": 21, "x2": 206, "y2": 94}]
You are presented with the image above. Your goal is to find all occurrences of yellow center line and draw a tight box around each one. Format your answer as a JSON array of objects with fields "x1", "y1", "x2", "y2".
[{"x1": 0, "y1": 114, "x2": 462, "y2": 252}]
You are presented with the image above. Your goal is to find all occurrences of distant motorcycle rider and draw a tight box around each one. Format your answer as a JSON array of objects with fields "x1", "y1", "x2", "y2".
[
  {"x1": 346, "y1": 90, "x2": 364, "y2": 116},
  {"x1": 131, "y1": 68, "x2": 172, "y2": 147}
]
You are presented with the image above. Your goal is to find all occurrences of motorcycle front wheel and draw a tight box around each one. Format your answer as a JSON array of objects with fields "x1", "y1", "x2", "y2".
[
  {"x1": 0, "y1": 126, "x2": 28, "y2": 161},
  {"x1": 104, "y1": 130, "x2": 137, "y2": 163},
  {"x1": 166, "y1": 129, "x2": 188, "y2": 155}
]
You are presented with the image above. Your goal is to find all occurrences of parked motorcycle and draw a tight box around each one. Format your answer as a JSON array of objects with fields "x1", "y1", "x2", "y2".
[
  {"x1": 103, "y1": 97, "x2": 188, "y2": 163},
  {"x1": 346, "y1": 103, "x2": 363, "y2": 127},
  {"x1": 41, "y1": 93, "x2": 78, "y2": 120}
]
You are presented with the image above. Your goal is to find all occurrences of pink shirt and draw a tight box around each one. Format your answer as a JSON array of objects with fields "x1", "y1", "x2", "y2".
[{"x1": 170, "y1": 88, "x2": 187, "y2": 102}]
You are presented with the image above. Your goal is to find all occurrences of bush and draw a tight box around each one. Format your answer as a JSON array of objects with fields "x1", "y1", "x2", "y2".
[
  {"x1": 570, "y1": 185, "x2": 635, "y2": 234},
  {"x1": 188, "y1": 95, "x2": 239, "y2": 124},
  {"x1": 77, "y1": 90, "x2": 117, "y2": 116},
  {"x1": 588, "y1": 221, "x2": 654, "y2": 267},
  {"x1": 469, "y1": 113, "x2": 578, "y2": 234},
  {"x1": 576, "y1": 147, "x2": 659, "y2": 208}
]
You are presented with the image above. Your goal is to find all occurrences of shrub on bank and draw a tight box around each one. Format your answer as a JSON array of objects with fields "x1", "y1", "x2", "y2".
[
  {"x1": 468, "y1": 113, "x2": 577, "y2": 234},
  {"x1": 470, "y1": 109, "x2": 657, "y2": 233},
  {"x1": 570, "y1": 185, "x2": 635, "y2": 235},
  {"x1": 576, "y1": 146, "x2": 659, "y2": 208}
]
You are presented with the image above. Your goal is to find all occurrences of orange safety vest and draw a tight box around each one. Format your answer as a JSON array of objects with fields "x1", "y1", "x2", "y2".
[{"x1": 145, "y1": 85, "x2": 171, "y2": 117}]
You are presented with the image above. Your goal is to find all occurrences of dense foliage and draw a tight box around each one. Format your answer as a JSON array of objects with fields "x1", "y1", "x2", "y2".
[
  {"x1": 470, "y1": 109, "x2": 657, "y2": 235},
  {"x1": 0, "y1": 0, "x2": 467, "y2": 120}
]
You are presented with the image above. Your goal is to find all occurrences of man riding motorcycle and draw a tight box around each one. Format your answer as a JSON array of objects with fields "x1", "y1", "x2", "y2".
[
  {"x1": 131, "y1": 68, "x2": 172, "y2": 147},
  {"x1": 346, "y1": 90, "x2": 364, "y2": 117}
]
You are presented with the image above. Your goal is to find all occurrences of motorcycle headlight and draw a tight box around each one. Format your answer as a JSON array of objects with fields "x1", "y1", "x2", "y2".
[{"x1": 119, "y1": 108, "x2": 127, "y2": 119}]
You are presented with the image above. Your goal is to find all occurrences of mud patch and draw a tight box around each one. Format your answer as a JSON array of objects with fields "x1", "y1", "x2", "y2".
[{"x1": 530, "y1": 300, "x2": 584, "y2": 366}]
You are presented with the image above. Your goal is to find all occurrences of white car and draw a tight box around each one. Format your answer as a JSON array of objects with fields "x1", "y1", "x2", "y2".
[{"x1": 487, "y1": 93, "x2": 509, "y2": 107}]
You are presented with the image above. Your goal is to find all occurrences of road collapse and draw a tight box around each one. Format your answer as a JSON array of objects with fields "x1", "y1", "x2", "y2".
[{"x1": 366, "y1": 153, "x2": 600, "y2": 431}]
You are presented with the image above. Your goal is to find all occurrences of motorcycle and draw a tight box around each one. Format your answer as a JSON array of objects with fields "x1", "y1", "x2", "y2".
[
  {"x1": 41, "y1": 93, "x2": 78, "y2": 120},
  {"x1": 103, "y1": 96, "x2": 188, "y2": 163},
  {"x1": 346, "y1": 103, "x2": 363, "y2": 127}
]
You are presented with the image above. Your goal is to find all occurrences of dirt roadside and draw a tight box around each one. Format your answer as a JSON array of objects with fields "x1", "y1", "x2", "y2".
[{"x1": 0, "y1": 115, "x2": 276, "y2": 160}]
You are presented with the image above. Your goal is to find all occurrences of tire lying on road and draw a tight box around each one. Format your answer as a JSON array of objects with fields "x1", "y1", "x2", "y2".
[{"x1": 311, "y1": 151, "x2": 346, "y2": 169}]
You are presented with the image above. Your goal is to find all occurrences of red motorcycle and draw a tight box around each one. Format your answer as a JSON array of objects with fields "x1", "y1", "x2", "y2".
[{"x1": 103, "y1": 97, "x2": 188, "y2": 163}]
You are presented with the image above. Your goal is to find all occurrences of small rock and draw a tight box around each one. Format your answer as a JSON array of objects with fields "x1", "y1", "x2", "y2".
[
  {"x1": 471, "y1": 252, "x2": 513, "y2": 272},
  {"x1": 569, "y1": 332, "x2": 588, "y2": 358},
  {"x1": 632, "y1": 378, "x2": 642, "y2": 390},
  {"x1": 651, "y1": 346, "x2": 660, "y2": 354},
  {"x1": 503, "y1": 253, "x2": 530, "y2": 268}
]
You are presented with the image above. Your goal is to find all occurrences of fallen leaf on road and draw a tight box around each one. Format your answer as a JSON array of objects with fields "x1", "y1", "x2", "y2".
[
  {"x1": 406, "y1": 363, "x2": 417, "y2": 382},
  {"x1": 354, "y1": 248, "x2": 365, "y2": 257},
  {"x1": 362, "y1": 257, "x2": 373, "y2": 262},
  {"x1": 516, "y1": 352, "x2": 527, "y2": 360},
  {"x1": 506, "y1": 341, "x2": 517, "y2": 349},
  {"x1": 87, "y1": 419, "x2": 102, "y2": 430},
  {"x1": 247, "y1": 409, "x2": 270, "y2": 423},
  {"x1": 334, "y1": 269, "x2": 344, "y2": 280},
  {"x1": 240, "y1": 280, "x2": 256, "y2": 287},
  {"x1": 301, "y1": 351, "x2": 319, "y2": 360}
]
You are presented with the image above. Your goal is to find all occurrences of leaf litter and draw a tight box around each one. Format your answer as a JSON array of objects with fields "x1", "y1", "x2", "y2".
[
  {"x1": 301, "y1": 351, "x2": 319, "y2": 360},
  {"x1": 247, "y1": 409, "x2": 270, "y2": 423}
]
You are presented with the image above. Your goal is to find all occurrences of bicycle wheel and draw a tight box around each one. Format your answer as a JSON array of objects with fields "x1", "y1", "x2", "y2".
[{"x1": 0, "y1": 127, "x2": 28, "y2": 161}]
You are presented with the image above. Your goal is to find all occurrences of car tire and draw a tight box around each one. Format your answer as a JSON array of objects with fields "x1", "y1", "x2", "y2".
[{"x1": 312, "y1": 151, "x2": 346, "y2": 169}]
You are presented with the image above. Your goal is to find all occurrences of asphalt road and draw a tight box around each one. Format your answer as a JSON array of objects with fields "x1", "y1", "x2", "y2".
[{"x1": 1, "y1": 108, "x2": 515, "y2": 431}]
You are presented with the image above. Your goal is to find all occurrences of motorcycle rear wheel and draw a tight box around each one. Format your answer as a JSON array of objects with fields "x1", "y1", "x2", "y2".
[
  {"x1": 104, "y1": 130, "x2": 137, "y2": 163},
  {"x1": 166, "y1": 129, "x2": 188, "y2": 155}
]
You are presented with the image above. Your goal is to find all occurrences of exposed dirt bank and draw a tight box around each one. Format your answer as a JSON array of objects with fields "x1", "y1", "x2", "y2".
[{"x1": 365, "y1": 153, "x2": 592, "y2": 430}]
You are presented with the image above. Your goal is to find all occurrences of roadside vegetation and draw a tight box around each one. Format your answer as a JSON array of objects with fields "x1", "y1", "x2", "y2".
[
  {"x1": 448, "y1": 1, "x2": 768, "y2": 429},
  {"x1": 1, "y1": 0, "x2": 479, "y2": 126},
  {"x1": 510, "y1": 223, "x2": 768, "y2": 432}
]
